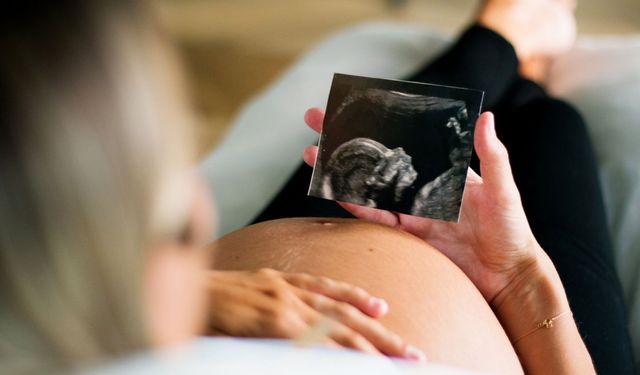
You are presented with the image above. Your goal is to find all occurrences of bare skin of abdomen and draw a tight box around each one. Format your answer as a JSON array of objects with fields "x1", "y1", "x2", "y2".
[{"x1": 212, "y1": 217, "x2": 522, "y2": 374}]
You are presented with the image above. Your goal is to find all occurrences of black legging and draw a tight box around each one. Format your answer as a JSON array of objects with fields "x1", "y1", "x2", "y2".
[{"x1": 254, "y1": 25, "x2": 636, "y2": 374}]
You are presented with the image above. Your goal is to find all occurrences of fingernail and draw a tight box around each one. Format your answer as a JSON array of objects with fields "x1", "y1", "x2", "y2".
[
  {"x1": 368, "y1": 297, "x2": 389, "y2": 316},
  {"x1": 404, "y1": 345, "x2": 427, "y2": 362}
]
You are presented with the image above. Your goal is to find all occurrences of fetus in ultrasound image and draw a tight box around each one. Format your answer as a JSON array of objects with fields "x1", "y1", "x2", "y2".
[
  {"x1": 321, "y1": 137, "x2": 417, "y2": 208},
  {"x1": 308, "y1": 74, "x2": 484, "y2": 222}
]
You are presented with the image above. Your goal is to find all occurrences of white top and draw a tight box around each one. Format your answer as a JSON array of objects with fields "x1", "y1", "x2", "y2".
[{"x1": 86, "y1": 337, "x2": 484, "y2": 375}]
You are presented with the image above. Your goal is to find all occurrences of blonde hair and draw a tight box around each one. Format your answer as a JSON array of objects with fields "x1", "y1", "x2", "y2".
[{"x1": 0, "y1": 1, "x2": 195, "y2": 373}]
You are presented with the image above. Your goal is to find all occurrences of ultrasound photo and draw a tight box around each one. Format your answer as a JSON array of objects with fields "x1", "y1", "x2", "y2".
[{"x1": 308, "y1": 73, "x2": 484, "y2": 222}]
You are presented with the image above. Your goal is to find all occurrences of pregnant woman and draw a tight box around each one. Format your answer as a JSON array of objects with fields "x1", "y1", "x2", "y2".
[
  {"x1": 214, "y1": 0, "x2": 636, "y2": 374},
  {"x1": 1, "y1": 0, "x2": 633, "y2": 374}
]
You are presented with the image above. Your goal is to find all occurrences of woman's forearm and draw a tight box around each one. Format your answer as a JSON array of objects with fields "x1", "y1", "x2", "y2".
[{"x1": 491, "y1": 247, "x2": 595, "y2": 375}]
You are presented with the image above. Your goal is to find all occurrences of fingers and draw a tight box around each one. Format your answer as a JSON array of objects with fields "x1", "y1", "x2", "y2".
[
  {"x1": 473, "y1": 112, "x2": 518, "y2": 203},
  {"x1": 282, "y1": 271, "x2": 425, "y2": 360},
  {"x1": 338, "y1": 202, "x2": 399, "y2": 228},
  {"x1": 326, "y1": 321, "x2": 381, "y2": 355},
  {"x1": 304, "y1": 107, "x2": 325, "y2": 133},
  {"x1": 290, "y1": 296, "x2": 380, "y2": 355},
  {"x1": 303, "y1": 107, "x2": 323, "y2": 166},
  {"x1": 283, "y1": 273, "x2": 388, "y2": 318},
  {"x1": 300, "y1": 291, "x2": 426, "y2": 361},
  {"x1": 303, "y1": 145, "x2": 318, "y2": 167}
]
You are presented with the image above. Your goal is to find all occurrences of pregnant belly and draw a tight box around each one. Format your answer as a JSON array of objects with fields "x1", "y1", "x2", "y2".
[{"x1": 211, "y1": 218, "x2": 522, "y2": 374}]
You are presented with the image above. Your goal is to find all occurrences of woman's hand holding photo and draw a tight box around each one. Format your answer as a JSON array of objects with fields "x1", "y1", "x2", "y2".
[
  {"x1": 304, "y1": 108, "x2": 542, "y2": 303},
  {"x1": 304, "y1": 107, "x2": 595, "y2": 374}
]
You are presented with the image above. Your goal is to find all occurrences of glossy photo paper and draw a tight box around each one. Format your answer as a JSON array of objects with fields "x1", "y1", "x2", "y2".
[{"x1": 308, "y1": 73, "x2": 484, "y2": 222}]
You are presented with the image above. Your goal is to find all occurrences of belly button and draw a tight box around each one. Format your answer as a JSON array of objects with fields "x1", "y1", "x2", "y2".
[{"x1": 315, "y1": 220, "x2": 337, "y2": 226}]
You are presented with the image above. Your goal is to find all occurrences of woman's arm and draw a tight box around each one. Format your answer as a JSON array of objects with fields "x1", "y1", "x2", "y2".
[{"x1": 492, "y1": 250, "x2": 594, "y2": 374}]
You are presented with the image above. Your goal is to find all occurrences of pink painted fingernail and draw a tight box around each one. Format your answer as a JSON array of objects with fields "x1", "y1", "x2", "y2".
[
  {"x1": 368, "y1": 297, "x2": 389, "y2": 316},
  {"x1": 404, "y1": 345, "x2": 427, "y2": 362}
]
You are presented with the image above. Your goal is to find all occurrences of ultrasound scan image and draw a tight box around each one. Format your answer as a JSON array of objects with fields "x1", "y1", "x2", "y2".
[{"x1": 308, "y1": 73, "x2": 484, "y2": 222}]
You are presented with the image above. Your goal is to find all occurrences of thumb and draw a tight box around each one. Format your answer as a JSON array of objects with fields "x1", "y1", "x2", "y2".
[{"x1": 474, "y1": 112, "x2": 518, "y2": 200}]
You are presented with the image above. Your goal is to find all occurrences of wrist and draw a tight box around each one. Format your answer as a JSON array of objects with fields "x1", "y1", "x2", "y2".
[
  {"x1": 491, "y1": 246, "x2": 570, "y2": 341},
  {"x1": 490, "y1": 247, "x2": 595, "y2": 374}
]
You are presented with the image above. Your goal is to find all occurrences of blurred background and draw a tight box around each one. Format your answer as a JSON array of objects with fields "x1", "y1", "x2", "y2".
[{"x1": 155, "y1": 0, "x2": 640, "y2": 155}]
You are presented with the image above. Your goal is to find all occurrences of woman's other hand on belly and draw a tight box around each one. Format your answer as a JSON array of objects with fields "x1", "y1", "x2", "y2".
[{"x1": 205, "y1": 268, "x2": 426, "y2": 361}]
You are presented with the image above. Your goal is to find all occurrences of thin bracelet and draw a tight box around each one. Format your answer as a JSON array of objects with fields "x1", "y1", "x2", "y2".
[{"x1": 513, "y1": 311, "x2": 573, "y2": 343}]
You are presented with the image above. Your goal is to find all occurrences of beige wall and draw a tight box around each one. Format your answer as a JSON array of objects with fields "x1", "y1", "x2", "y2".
[{"x1": 157, "y1": 0, "x2": 640, "y2": 153}]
